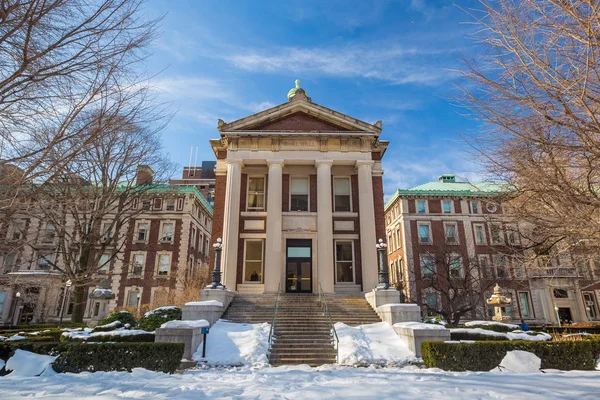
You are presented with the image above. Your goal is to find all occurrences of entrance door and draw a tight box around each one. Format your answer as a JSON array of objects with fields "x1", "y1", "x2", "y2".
[{"x1": 286, "y1": 239, "x2": 312, "y2": 293}]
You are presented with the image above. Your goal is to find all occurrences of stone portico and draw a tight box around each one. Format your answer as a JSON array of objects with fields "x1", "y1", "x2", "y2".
[{"x1": 209, "y1": 82, "x2": 388, "y2": 294}]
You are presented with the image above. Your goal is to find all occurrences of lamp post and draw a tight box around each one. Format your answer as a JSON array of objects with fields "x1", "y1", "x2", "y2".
[
  {"x1": 554, "y1": 304, "x2": 561, "y2": 327},
  {"x1": 375, "y1": 238, "x2": 390, "y2": 290},
  {"x1": 209, "y1": 238, "x2": 225, "y2": 289},
  {"x1": 58, "y1": 279, "x2": 72, "y2": 328},
  {"x1": 10, "y1": 291, "x2": 21, "y2": 329},
  {"x1": 585, "y1": 306, "x2": 593, "y2": 323}
]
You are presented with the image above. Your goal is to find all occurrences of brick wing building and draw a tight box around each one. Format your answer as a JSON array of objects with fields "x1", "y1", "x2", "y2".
[{"x1": 209, "y1": 81, "x2": 388, "y2": 295}]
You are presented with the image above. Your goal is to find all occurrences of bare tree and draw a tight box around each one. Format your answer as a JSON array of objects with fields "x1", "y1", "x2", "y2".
[
  {"x1": 459, "y1": 0, "x2": 600, "y2": 266},
  {"x1": 18, "y1": 105, "x2": 172, "y2": 322},
  {"x1": 150, "y1": 262, "x2": 210, "y2": 309},
  {"x1": 0, "y1": 0, "x2": 160, "y2": 209},
  {"x1": 420, "y1": 243, "x2": 493, "y2": 325}
]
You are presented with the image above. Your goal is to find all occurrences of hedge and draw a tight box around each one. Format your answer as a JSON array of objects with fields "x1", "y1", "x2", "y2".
[
  {"x1": 98, "y1": 310, "x2": 137, "y2": 328},
  {"x1": 422, "y1": 340, "x2": 600, "y2": 371},
  {"x1": 93, "y1": 321, "x2": 124, "y2": 332},
  {"x1": 136, "y1": 307, "x2": 181, "y2": 332},
  {"x1": 463, "y1": 324, "x2": 514, "y2": 333},
  {"x1": 61, "y1": 332, "x2": 155, "y2": 343},
  {"x1": 0, "y1": 342, "x2": 184, "y2": 374},
  {"x1": 450, "y1": 331, "x2": 509, "y2": 341}
]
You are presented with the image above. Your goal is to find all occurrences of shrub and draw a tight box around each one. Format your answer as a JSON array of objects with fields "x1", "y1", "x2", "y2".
[
  {"x1": 463, "y1": 324, "x2": 514, "y2": 333},
  {"x1": 450, "y1": 331, "x2": 509, "y2": 341},
  {"x1": 136, "y1": 307, "x2": 181, "y2": 332},
  {"x1": 92, "y1": 321, "x2": 124, "y2": 332},
  {"x1": 98, "y1": 310, "x2": 136, "y2": 328},
  {"x1": 422, "y1": 340, "x2": 600, "y2": 371},
  {"x1": 0, "y1": 342, "x2": 183, "y2": 374},
  {"x1": 61, "y1": 332, "x2": 155, "y2": 343}
]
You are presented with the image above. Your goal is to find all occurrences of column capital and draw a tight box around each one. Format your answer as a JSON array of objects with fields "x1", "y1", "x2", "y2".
[
  {"x1": 372, "y1": 169, "x2": 384, "y2": 177},
  {"x1": 267, "y1": 159, "x2": 285, "y2": 168},
  {"x1": 356, "y1": 160, "x2": 375, "y2": 169},
  {"x1": 225, "y1": 159, "x2": 244, "y2": 167},
  {"x1": 315, "y1": 159, "x2": 334, "y2": 168}
]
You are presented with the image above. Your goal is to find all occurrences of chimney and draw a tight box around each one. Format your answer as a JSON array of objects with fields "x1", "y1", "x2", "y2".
[{"x1": 136, "y1": 165, "x2": 154, "y2": 185}]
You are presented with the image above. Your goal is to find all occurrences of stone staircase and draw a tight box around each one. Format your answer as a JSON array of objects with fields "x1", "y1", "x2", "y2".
[{"x1": 221, "y1": 293, "x2": 382, "y2": 366}]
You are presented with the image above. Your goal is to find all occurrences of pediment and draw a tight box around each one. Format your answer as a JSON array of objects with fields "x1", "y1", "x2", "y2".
[{"x1": 248, "y1": 111, "x2": 352, "y2": 131}]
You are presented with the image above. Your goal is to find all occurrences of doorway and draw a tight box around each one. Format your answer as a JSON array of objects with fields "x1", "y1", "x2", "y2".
[
  {"x1": 558, "y1": 307, "x2": 573, "y2": 324},
  {"x1": 286, "y1": 239, "x2": 312, "y2": 293}
]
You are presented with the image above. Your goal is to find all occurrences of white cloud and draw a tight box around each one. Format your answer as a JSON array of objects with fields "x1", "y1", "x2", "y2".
[{"x1": 245, "y1": 101, "x2": 276, "y2": 113}]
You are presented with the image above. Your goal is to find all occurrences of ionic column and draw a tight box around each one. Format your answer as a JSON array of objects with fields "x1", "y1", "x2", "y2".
[
  {"x1": 221, "y1": 160, "x2": 243, "y2": 289},
  {"x1": 357, "y1": 160, "x2": 378, "y2": 291},
  {"x1": 264, "y1": 160, "x2": 284, "y2": 293},
  {"x1": 316, "y1": 160, "x2": 334, "y2": 293}
]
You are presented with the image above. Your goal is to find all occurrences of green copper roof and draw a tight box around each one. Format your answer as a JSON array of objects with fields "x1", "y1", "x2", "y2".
[
  {"x1": 385, "y1": 178, "x2": 508, "y2": 210},
  {"x1": 145, "y1": 184, "x2": 213, "y2": 216},
  {"x1": 287, "y1": 79, "x2": 307, "y2": 100}
]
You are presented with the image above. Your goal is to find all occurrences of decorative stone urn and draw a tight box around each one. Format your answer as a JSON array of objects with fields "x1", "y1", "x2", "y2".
[{"x1": 487, "y1": 283, "x2": 512, "y2": 323}]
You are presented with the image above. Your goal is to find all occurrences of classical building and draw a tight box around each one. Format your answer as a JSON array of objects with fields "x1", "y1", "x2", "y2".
[
  {"x1": 209, "y1": 81, "x2": 388, "y2": 295},
  {"x1": 385, "y1": 174, "x2": 600, "y2": 324},
  {"x1": 0, "y1": 168, "x2": 213, "y2": 326},
  {"x1": 168, "y1": 161, "x2": 216, "y2": 206}
]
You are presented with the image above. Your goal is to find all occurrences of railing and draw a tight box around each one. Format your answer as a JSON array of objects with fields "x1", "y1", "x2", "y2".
[
  {"x1": 267, "y1": 283, "x2": 281, "y2": 359},
  {"x1": 319, "y1": 283, "x2": 339, "y2": 363}
]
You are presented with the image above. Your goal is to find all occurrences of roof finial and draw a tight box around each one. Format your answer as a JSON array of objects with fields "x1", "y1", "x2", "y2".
[
  {"x1": 287, "y1": 79, "x2": 310, "y2": 101},
  {"x1": 295, "y1": 79, "x2": 300, "y2": 88}
]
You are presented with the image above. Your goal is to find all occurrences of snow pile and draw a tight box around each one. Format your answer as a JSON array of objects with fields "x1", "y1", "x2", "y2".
[
  {"x1": 335, "y1": 322, "x2": 416, "y2": 366},
  {"x1": 596, "y1": 358, "x2": 600, "y2": 371},
  {"x1": 493, "y1": 350, "x2": 541, "y2": 373},
  {"x1": 62, "y1": 328, "x2": 152, "y2": 340},
  {"x1": 161, "y1": 320, "x2": 209, "y2": 329},
  {"x1": 450, "y1": 328, "x2": 551, "y2": 341},
  {"x1": 465, "y1": 320, "x2": 519, "y2": 329},
  {"x1": 0, "y1": 359, "x2": 4, "y2": 370},
  {"x1": 185, "y1": 300, "x2": 223, "y2": 307},
  {"x1": 394, "y1": 321, "x2": 448, "y2": 330},
  {"x1": 5, "y1": 335, "x2": 27, "y2": 342},
  {"x1": 5, "y1": 349, "x2": 57, "y2": 376},
  {"x1": 144, "y1": 306, "x2": 179, "y2": 317},
  {"x1": 94, "y1": 321, "x2": 122, "y2": 330},
  {"x1": 192, "y1": 320, "x2": 270, "y2": 366}
]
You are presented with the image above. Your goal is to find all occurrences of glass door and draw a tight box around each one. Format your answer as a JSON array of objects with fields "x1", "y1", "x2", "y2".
[{"x1": 286, "y1": 239, "x2": 312, "y2": 293}]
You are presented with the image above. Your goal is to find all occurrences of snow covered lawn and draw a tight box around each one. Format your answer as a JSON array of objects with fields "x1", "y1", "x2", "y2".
[
  {"x1": 192, "y1": 320, "x2": 270, "y2": 366},
  {"x1": 0, "y1": 365, "x2": 599, "y2": 399},
  {"x1": 335, "y1": 322, "x2": 416, "y2": 366},
  {"x1": 450, "y1": 327, "x2": 552, "y2": 341}
]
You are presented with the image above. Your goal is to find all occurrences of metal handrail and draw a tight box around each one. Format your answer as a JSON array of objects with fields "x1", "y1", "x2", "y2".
[
  {"x1": 319, "y1": 283, "x2": 339, "y2": 363},
  {"x1": 267, "y1": 283, "x2": 281, "y2": 357}
]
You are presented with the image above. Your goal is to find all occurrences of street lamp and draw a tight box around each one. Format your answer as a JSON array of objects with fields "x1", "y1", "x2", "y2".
[
  {"x1": 554, "y1": 304, "x2": 561, "y2": 327},
  {"x1": 58, "y1": 279, "x2": 73, "y2": 328},
  {"x1": 10, "y1": 291, "x2": 21, "y2": 329},
  {"x1": 208, "y1": 238, "x2": 225, "y2": 289},
  {"x1": 586, "y1": 306, "x2": 593, "y2": 323},
  {"x1": 375, "y1": 238, "x2": 390, "y2": 290}
]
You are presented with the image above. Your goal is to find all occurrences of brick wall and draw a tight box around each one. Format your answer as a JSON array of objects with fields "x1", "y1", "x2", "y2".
[
  {"x1": 372, "y1": 176, "x2": 386, "y2": 242},
  {"x1": 209, "y1": 174, "x2": 227, "y2": 271}
]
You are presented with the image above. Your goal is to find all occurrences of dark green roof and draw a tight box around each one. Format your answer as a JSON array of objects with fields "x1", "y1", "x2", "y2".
[{"x1": 146, "y1": 184, "x2": 213, "y2": 216}]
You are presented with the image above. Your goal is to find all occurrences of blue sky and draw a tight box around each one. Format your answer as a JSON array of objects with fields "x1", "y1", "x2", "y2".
[{"x1": 144, "y1": 0, "x2": 484, "y2": 197}]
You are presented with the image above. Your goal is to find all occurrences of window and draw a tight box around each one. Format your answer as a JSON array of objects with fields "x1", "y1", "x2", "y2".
[
  {"x1": 553, "y1": 288, "x2": 569, "y2": 299},
  {"x1": 334, "y1": 178, "x2": 351, "y2": 212},
  {"x1": 244, "y1": 240, "x2": 264, "y2": 283},
  {"x1": 442, "y1": 201, "x2": 452, "y2": 213},
  {"x1": 519, "y1": 292, "x2": 531, "y2": 318},
  {"x1": 11, "y1": 220, "x2": 25, "y2": 240},
  {"x1": 157, "y1": 254, "x2": 170, "y2": 276},
  {"x1": 247, "y1": 177, "x2": 265, "y2": 210},
  {"x1": 471, "y1": 201, "x2": 480, "y2": 214},
  {"x1": 396, "y1": 230, "x2": 401, "y2": 250},
  {"x1": 417, "y1": 200, "x2": 427, "y2": 214},
  {"x1": 2, "y1": 254, "x2": 16, "y2": 273},
  {"x1": 166, "y1": 199, "x2": 175, "y2": 211},
  {"x1": 290, "y1": 177, "x2": 309, "y2": 211},
  {"x1": 474, "y1": 224, "x2": 486, "y2": 245},
  {"x1": 131, "y1": 254, "x2": 144, "y2": 276},
  {"x1": 142, "y1": 200, "x2": 151, "y2": 210},
  {"x1": 38, "y1": 253, "x2": 52, "y2": 270},
  {"x1": 445, "y1": 223, "x2": 458, "y2": 244},
  {"x1": 512, "y1": 257, "x2": 525, "y2": 278},
  {"x1": 137, "y1": 223, "x2": 148, "y2": 242},
  {"x1": 490, "y1": 223, "x2": 503, "y2": 244},
  {"x1": 335, "y1": 241, "x2": 355, "y2": 283},
  {"x1": 492, "y1": 255, "x2": 507, "y2": 278},
  {"x1": 101, "y1": 221, "x2": 112, "y2": 242},
  {"x1": 424, "y1": 292, "x2": 438, "y2": 310},
  {"x1": 418, "y1": 223, "x2": 431, "y2": 244},
  {"x1": 479, "y1": 255, "x2": 490, "y2": 278},
  {"x1": 0, "y1": 291, "x2": 5, "y2": 314},
  {"x1": 42, "y1": 223, "x2": 55, "y2": 244},
  {"x1": 160, "y1": 223, "x2": 173, "y2": 242},
  {"x1": 420, "y1": 255, "x2": 435, "y2": 278},
  {"x1": 98, "y1": 254, "x2": 110, "y2": 274},
  {"x1": 127, "y1": 289, "x2": 140, "y2": 308},
  {"x1": 191, "y1": 227, "x2": 196, "y2": 247},
  {"x1": 583, "y1": 293, "x2": 597, "y2": 318},
  {"x1": 449, "y1": 255, "x2": 462, "y2": 277}
]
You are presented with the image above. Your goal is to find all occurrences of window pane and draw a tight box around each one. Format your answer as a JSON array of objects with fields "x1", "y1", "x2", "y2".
[
  {"x1": 336, "y1": 262, "x2": 354, "y2": 282},
  {"x1": 288, "y1": 247, "x2": 310, "y2": 258},
  {"x1": 334, "y1": 178, "x2": 350, "y2": 195},
  {"x1": 247, "y1": 193, "x2": 264, "y2": 209},
  {"x1": 336, "y1": 242, "x2": 353, "y2": 262},
  {"x1": 334, "y1": 195, "x2": 351, "y2": 212},
  {"x1": 519, "y1": 293, "x2": 530, "y2": 317},
  {"x1": 445, "y1": 224, "x2": 456, "y2": 242},
  {"x1": 245, "y1": 261, "x2": 262, "y2": 282},
  {"x1": 418, "y1": 225, "x2": 430, "y2": 242},
  {"x1": 291, "y1": 194, "x2": 309, "y2": 211},
  {"x1": 417, "y1": 201, "x2": 426, "y2": 213},
  {"x1": 248, "y1": 178, "x2": 264, "y2": 192},
  {"x1": 128, "y1": 291, "x2": 139, "y2": 307},
  {"x1": 443, "y1": 201, "x2": 452, "y2": 213},
  {"x1": 291, "y1": 178, "x2": 308, "y2": 194},
  {"x1": 158, "y1": 254, "x2": 170, "y2": 275},
  {"x1": 245, "y1": 241, "x2": 263, "y2": 261}
]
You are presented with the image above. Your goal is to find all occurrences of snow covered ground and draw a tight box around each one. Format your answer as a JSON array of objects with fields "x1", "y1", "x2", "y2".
[
  {"x1": 335, "y1": 322, "x2": 416, "y2": 365},
  {"x1": 0, "y1": 365, "x2": 599, "y2": 399}
]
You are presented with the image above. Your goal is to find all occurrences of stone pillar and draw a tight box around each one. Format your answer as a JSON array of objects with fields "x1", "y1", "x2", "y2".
[
  {"x1": 221, "y1": 160, "x2": 243, "y2": 289},
  {"x1": 264, "y1": 160, "x2": 284, "y2": 293},
  {"x1": 316, "y1": 160, "x2": 334, "y2": 293},
  {"x1": 357, "y1": 160, "x2": 379, "y2": 291}
]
